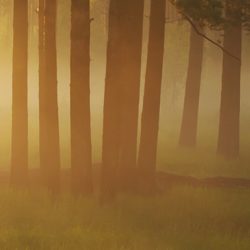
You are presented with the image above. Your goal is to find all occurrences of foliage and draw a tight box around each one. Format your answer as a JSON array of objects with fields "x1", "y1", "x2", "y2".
[{"x1": 172, "y1": 0, "x2": 250, "y2": 30}]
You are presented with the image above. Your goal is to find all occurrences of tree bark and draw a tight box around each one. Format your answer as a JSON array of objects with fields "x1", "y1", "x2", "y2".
[
  {"x1": 217, "y1": 25, "x2": 242, "y2": 158},
  {"x1": 39, "y1": 0, "x2": 61, "y2": 193},
  {"x1": 11, "y1": 0, "x2": 29, "y2": 187},
  {"x1": 137, "y1": 0, "x2": 166, "y2": 193},
  {"x1": 179, "y1": 26, "x2": 204, "y2": 148},
  {"x1": 70, "y1": 0, "x2": 93, "y2": 195}
]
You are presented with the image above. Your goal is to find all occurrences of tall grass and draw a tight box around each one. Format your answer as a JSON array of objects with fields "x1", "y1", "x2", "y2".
[{"x1": 0, "y1": 186, "x2": 249, "y2": 249}]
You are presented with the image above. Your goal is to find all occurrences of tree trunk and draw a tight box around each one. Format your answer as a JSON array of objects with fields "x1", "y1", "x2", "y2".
[
  {"x1": 101, "y1": 0, "x2": 124, "y2": 202},
  {"x1": 179, "y1": 27, "x2": 204, "y2": 148},
  {"x1": 39, "y1": 0, "x2": 61, "y2": 193},
  {"x1": 217, "y1": 25, "x2": 242, "y2": 158},
  {"x1": 101, "y1": 0, "x2": 144, "y2": 201},
  {"x1": 70, "y1": 0, "x2": 92, "y2": 195},
  {"x1": 137, "y1": 0, "x2": 166, "y2": 193},
  {"x1": 11, "y1": 0, "x2": 29, "y2": 187},
  {"x1": 118, "y1": 0, "x2": 144, "y2": 191},
  {"x1": 39, "y1": 0, "x2": 46, "y2": 185}
]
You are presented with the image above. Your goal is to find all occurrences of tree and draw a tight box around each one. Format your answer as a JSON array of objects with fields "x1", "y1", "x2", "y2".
[
  {"x1": 175, "y1": 0, "x2": 247, "y2": 157},
  {"x1": 39, "y1": 0, "x2": 61, "y2": 193},
  {"x1": 179, "y1": 25, "x2": 204, "y2": 148},
  {"x1": 39, "y1": 0, "x2": 46, "y2": 184},
  {"x1": 137, "y1": 0, "x2": 166, "y2": 192},
  {"x1": 70, "y1": 0, "x2": 93, "y2": 195},
  {"x1": 11, "y1": 0, "x2": 29, "y2": 187},
  {"x1": 118, "y1": 0, "x2": 144, "y2": 191},
  {"x1": 101, "y1": 0, "x2": 144, "y2": 200},
  {"x1": 217, "y1": 14, "x2": 242, "y2": 158},
  {"x1": 101, "y1": 0, "x2": 125, "y2": 202}
]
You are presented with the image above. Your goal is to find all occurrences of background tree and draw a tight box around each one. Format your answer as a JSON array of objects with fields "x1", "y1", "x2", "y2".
[
  {"x1": 175, "y1": 0, "x2": 249, "y2": 157},
  {"x1": 70, "y1": 0, "x2": 93, "y2": 195},
  {"x1": 179, "y1": 25, "x2": 204, "y2": 148},
  {"x1": 217, "y1": 4, "x2": 242, "y2": 158},
  {"x1": 11, "y1": 0, "x2": 29, "y2": 187},
  {"x1": 137, "y1": 0, "x2": 166, "y2": 192},
  {"x1": 39, "y1": 0, "x2": 61, "y2": 193}
]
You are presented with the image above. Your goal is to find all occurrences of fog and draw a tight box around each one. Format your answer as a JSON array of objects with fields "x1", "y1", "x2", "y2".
[{"x1": 0, "y1": 0, "x2": 250, "y2": 170}]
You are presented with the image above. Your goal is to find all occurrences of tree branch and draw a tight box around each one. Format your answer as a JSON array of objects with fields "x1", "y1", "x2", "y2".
[{"x1": 167, "y1": 0, "x2": 241, "y2": 63}]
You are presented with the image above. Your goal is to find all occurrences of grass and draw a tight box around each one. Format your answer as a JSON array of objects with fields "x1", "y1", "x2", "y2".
[
  {"x1": 1, "y1": 132, "x2": 250, "y2": 249},
  {"x1": 0, "y1": 186, "x2": 250, "y2": 250}
]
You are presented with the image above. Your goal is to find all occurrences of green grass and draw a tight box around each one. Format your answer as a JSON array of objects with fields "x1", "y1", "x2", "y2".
[{"x1": 0, "y1": 186, "x2": 250, "y2": 250}]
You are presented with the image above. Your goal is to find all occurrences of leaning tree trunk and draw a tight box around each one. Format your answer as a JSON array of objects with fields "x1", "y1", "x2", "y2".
[
  {"x1": 217, "y1": 24, "x2": 242, "y2": 158},
  {"x1": 11, "y1": 0, "x2": 29, "y2": 187},
  {"x1": 39, "y1": 0, "x2": 61, "y2": 193},
  {"x1": 137, "y1": 0, "x2": 166, "y2": 193},
  {"x1": 70, "y1": 0, "x2": 93, "y2": 195},
  {"x1": 179, "y1": 26, "x2": 204, "y2": 148},
  {"x1": 118, "y1": 0, "x2": 144, "y2": 191}
]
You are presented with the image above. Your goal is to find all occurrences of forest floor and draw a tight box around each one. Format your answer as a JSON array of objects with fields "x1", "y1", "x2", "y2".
[{"x1": 0, "y1": 171, "x2": 250, "y2": 250}]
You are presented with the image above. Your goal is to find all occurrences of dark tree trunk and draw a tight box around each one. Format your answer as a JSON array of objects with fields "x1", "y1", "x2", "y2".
[
  {"x1": 179, "y1": 27, "x2": 204, "y2": 148},
  {"x1": 101, "y1": 0, "x2": 124, "y2": 202},
  {"x1": 39, "y1": 0, "x2": 61, "y2": 193},
  {"x1": 217, "y1": 25, "x2": 242, "y2": 158},
  {"x1": 70, "y1": 0, "x2": 93, "y2": 195},
  {"x1": 118, "y1": 0, "x2": 144, "y2": 191},
  {"x1": 137, "y1": 0, "x2": 166, "y2": 193},
  {"x1": 101, "y1": 0, "x2": 144, "y2": 201},
  {"x1": 11, "y1": 0, "x2": 29, "y2": 187}
]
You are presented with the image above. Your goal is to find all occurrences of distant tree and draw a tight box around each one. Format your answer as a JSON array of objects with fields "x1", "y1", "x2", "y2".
[
  {"x1": 217, "y1": 5, "x2": 242, "y2": 158},
  {"x1": 175, "y1": 0, "x2": 247, "y2": 157},
  {"x1": 11, "y1": 0, "x2": 29, "y2": 187},
  {"x1": 179, "y1": 26, "x2": 204, "y2": 148},
  {"x1": 137, "y1": 0, "x2": 166, "y2": 192},
  {"x1": 70, "y1": 0, "x2": 93, "y2": 195},
  {"x1": 39, "y1": 0, "x2": 60, "y2": 193}
]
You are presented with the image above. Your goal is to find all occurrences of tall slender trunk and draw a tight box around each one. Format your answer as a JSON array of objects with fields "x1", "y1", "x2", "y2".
[
  {"x1": 39, "y1": 0, "x2": 60, "y2": 193},
  {"x1": 11, "y1": 0, "x2": 29, "y2": 187},
  {"x1": 118, "y1": 0, "x2": 144, "y2": 191},
  {"x1": 217, "y1": 25, "x2": 242, "y2": 158},
  {"x1": 70, "y1": 0, "x2": 92, "y2": 195},
  {"x1": 39, "y1": 0, "x2": 46, "y2": 183},
  {"x1": 137, "y1": 0, "x2": 166, "y2": 192},
  {"x1": 101, "y1": 0, "x2": 124, "y2": 202},
  {"x1": 179, "y1": 27, "x2": 204, "y2": 147}
]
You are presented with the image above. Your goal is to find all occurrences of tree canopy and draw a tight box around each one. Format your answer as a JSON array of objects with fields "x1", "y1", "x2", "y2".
[{"x1": 173, "y1": 0, "x2": 250, "y2": 30}]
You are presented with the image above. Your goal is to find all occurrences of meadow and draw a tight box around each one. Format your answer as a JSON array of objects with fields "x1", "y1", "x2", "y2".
[
  {"x1": 0, "y1": 185, "x2": 250, "y2": 250},
  {"x1": 1, "y1": 143, "x2": 250, "y2": 250}
]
